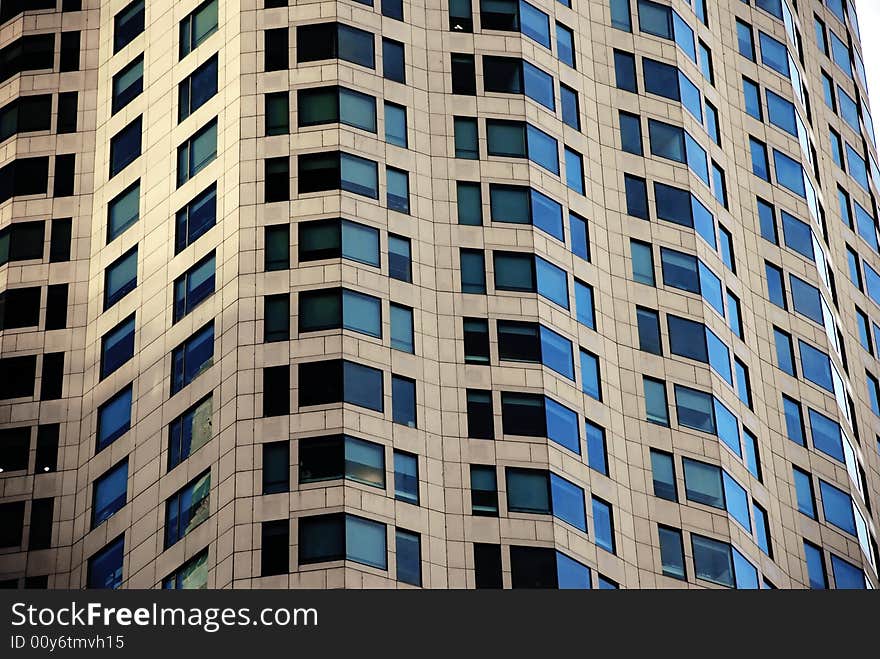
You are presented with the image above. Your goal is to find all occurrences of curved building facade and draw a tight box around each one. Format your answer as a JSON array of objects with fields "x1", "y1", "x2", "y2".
[{"x1": 1, "y1": 0, "x2": 879, "y2": 590}]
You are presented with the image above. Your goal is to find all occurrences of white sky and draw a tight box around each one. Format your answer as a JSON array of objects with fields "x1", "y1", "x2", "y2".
[{"x1": 857, "y1": 0, "x2": 880, "y2": 116}]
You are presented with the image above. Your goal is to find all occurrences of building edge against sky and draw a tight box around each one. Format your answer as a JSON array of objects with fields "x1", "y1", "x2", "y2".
[{"x1": 0, "y1": 0, "x2": 878, "y2": 590}]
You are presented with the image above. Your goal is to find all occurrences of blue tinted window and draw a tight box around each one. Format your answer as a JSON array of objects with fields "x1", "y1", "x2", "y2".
[
  {"x1": 648, "y1": 119, "x2": 685, "y2": 162},
  {"x1": 743, "y1": 429, "x2": 761, "y2": 480},
  {"x1": 773, "y1": 150, "x2": 805, "y2": 196},
  {"x1": 556, "y1": 23, "x2": 575, "y2": 67},
  {"x1": 789, "y1": 275, "x2": 823, "y2": 325},
  {"x1": 88, "y1": 536, "x2": 125, "y2": 589},
  {"x1": 854, "y1": 202, "x2": 878, "y2": 251},
  {"x1": 845, "y1": 144, "x2": 869, "y2": 191},
  {"x1": 100, "y1": 315, "x2": 136, "y2": 380},
  {"x1": 579, "y1": 349, "x2": 601, "y2": 400},
  {"x1": 531, "y1": 189, "x2": 564, "y2": 241},
  {"x1": 674, "y1": 385, "x2": 715, "y2": 434},
  {"x1": 750, "y1": 138, "x2": 769, "y2": 180},
  {"x1": 574, "y1": 279, "x2": 595, "y2": 329},
  {"x1": 692, "y1": 534, "x2": 734, "y2": 587},
  {"x1": 619, "y1": 111, "x2": 643, "y2": 155},
  {"x1": 698, "y1": 262, "x2": 724, "y2": 316},
  {"x1": 540, "y1": 325, "x2": 574, "y2": 380},
  {"x1": 569, "y1": 213, "x2": 589, "y2": 260},
  {"x1": 783, "y1": 395, "x2": 805, "y2": 445},
  {"x1": 808, "y1": 408, "x2": 844, "y2": 462},
  {"x1": 523, "y1": 61, "x2": 555, "y2": 110},
  {"x1": 536, "y1": 256, "x2": 569, "y2": 309},
  {"x1": 831, "y1": 555, "x2": 866, "y2": 589},
  {"x1": 92, "y1": 460, "x2": 128, "y2": 527},
  {"x1": 706, "y1": 329, "x2": 732, "y2": 385},
  {"x1": 799, "y1": 340, "x2": 833, "y2": 391},
  {"x1": 550, "y1": 472, "x2": 586, "y2": 531},
  {"x1": 766, "y1": 90, "x2": 796, "y2": 135},
  {"x1": 526, "y1": 124, "x2": 559, "y2": 174},
  {"x1": 732, "y1": 548, "x2": 759, "y2": 589},
  {"x1": 723, "y1": 472, "x2": 750, "y2": 531},
  {"x1": 638, "y1": 0, "x2": 671, "y2": 38},
  {"x1": 829, "y1": 31, "x2": 851, "y2": 76},
  {"x1": 819, "y1": 480, "x2": 855, "y2": 535},
  {"x1": 564, "y1": 148, "x2": 584, "y2": 194},
  {"x1": 610, "y1": 0, "x2": 632, "y2": 31},
  {"x1": 794, "y1": 467, "x2": 816, "y2": 518},
  {"x1": 556, "y1": 551, "x2": 591, "y2": 588},
  {"x1": 97, "y1": 386, "x2": 132, "y2": 450},
  {"x1": 520, "y1": 1, "x2": 551, "y2": 48},
  {"x1": 804, "y1": 541, "x2": 827, "y2": 588},
  {"x1": 759, "y1": 32, "x2": 789, "y2": 77},
  {"x1": 545, "y1": 397, "x2": 579, "y2": 453},
  {"x1": 714, "y1": 398, "x2": 741, "y2": 456},
  {"x1": 774, "y1": 329, "x2": 796, "y2": 376},
  {"x1": 585, "y1": 419, "x2": 607, "y2": 475},
  {"x1": 672, "y1": 11, "x2": 696, "y2": 62},
  {"x1": 765, "y1": 262, "x2": 786, "y2": 308},
  {"x1": 837, "y1": 86, "x2": 860, "y2": 132},
  {"x1": 171, "y1": 323, "x2": 214, "y2": 394},
  {"x1": 743, "y1": 78, "x2": 762, "y2": 119},
  {"x1": 781, "y1": 212, "x2": 814, "y2": 260},
  {"x1": 592, "y1": 497, "x2": 614, "y2": 553},
  {"x1": 737, "y1": 20, "x2": 755, "y2": 60}
]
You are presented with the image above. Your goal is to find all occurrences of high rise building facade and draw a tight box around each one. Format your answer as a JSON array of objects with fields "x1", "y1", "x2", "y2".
[{"x1": 0, "y1": 0, "x2": 878, "y2": 590}]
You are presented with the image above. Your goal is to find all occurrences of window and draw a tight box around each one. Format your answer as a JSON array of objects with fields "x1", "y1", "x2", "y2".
[
  {"x1": 631, "y1": 239, "x2": 654, "y2": 285},
  {"x1": 556, "y1": 23, "x2": 575, "y2": 67},
  {"x1": 451, "y1": 53, "x2": 476, "y2": 94},
  {"x1": 614, "y1": 50, "x2": 637, "y2": 92},
  {"x1": 165, "y1": 471, "x2": 211, "y2": 548},
  {"x1": 473, "y1": 543, "x2": 502, "y2": 588},
  {"x1": 297, "y1": 23, "x2": 375, "y2": 69},
  {"x1": 392, "y1": 375, "x2": 417, "y2": 427},
  {"x1": 691, "y1": 535, "x2": 734, "y2": 588},
  {"x1": 454, "y1": 117, "x2": 478, "y2": 159},
  {"x1": 262, "y1": 441, "x2": 289, "y2": 494},
  {"x1": 754, "y1": 503, "x2": 772, "y2": 557},
  {"x1": 260, "y1": 521, "x2": 289, "y2": 577},
  {"x1": 592, "y1": 497, "x2": 615, "y2": 553},
  {"x1": 804, "y1": 540, "x2": 827, "y2": 589},
  {"x1": 483, "y1": 56, "x2": 554, "y2": 110},
  {"x1": 831, "y1": 554, "x2": 866, "y2": 589},
  {"x1": 26, "y1": 498, "x2": 51, "y2": 551},
  {"x1": 565, "y1": 148, "x2": 584, "y2": 194},
  {"x1": 651, "y1": 449, "x2": 676, "y2": 501},
  {"x1": 793, "y1": 466, "x2": 817, "y2": 518},
  {"x1": 0, "y1": 428, "x2": 29, "y2": 474},
  {"x1": 163, "y1": 549, "x2": 209, "y2": 588},
  {"x1": 382, "y1": 38, "x2": 405, "y2": 83},
  {"x1": 510, "y1": 546, "x2": 591, "y2": 589},
  {"x1": 297, "y1": 151, "x2": 379, "y2": 199},
  {"x1": 570, "y1": 213, "x2": 589, "y2": 260},
  {"x1": 52, "y1": 153, "x2": 75, "y2": 198},
  {"x1": 735, "y1": 358, "x2": 752, "y2": 408},
  {"x1": 97, "y1": 386, "x2": 132, "y2": 451},
  {"x1": 463, "y1": 389, "x2": 493, "y2": 439},
  {"x1": 580, "y1": 349, "x2": 601, "y2": 400},
  {"x1": 394, "y1": 451, "x2": 419, "y2": 504},
  {"x1": 45, "y1": 284, "x2": 68, "y2": 331},
  {"x1": 585, "y1": 419, "x2": 607, "y2": 476},
  {"x1": 658, "y1": 526, "x2": 686, "y2": 579},
  {"x1": 264, "y1": 157, "x2": 289, "y2": 203},
  {"x1": 112, "y1": 56, "x2": 143, "y2": 115},
  {"x1": 264, "y1": 294, "x2": 290, "y2": 343},
  {"x1": 705, "y1": 101, "x2": 720, "y2": 144},
  {"x1": 506, "y1": 467, "x2": 586, "y2": 531},
  {"x1": 40, "y1": 352, "x2": 63, "y2": 401},
  {"x1": 808, "y1": 408, "x2": 845, "y2": 463},
  {"x1": 749, "y1": 137, "x2": 769, "y2": 180},
  {"x1": 265, "y1": 92, "x2": 289, "y2": 136},
  {"x1": 611, "y1": 0, "x2": 632, "y2": 31},
  {"x1": 463, "y1": 318, "x2": 489, "y2": 365},
  {"x1": 173, "y1": 252, "x2": 215, "y2": 322},
  {"x1": 114, "y1": 0, "x2": 144, "y2": 53},
  {"x1": 460, "y1": 249, "x2": 486, "y2": 293},
  {"x1": 744, "y1": 429, "x2": 761, "y2": 482},
  {"x1": 386, "y1": 167, "x2": 410, "y2": 213},
  {"x1": 298, "y1": 359, "x2": 383, "y2": 412},
  {"x1": 264, "y1": 28, "x2": 289, "y2": 71},
  {"x1": 396, "y1": 530, "x2": 421, "y2": 586},
  {"x1": 180, "y1": 0, "x2": 218, "y2": 59},
  {"x1": 92, "y1": 460, "x2": 128, "y2": 528},
  {"x1": 299, "y1": 514, "x2": 387, "y2": 569},
  {"x1": 109, "y1": 116, "x2": 142, "y2": 178},
  {"x1": 170, "y1": 323, "x2": 214, "y2": 395},
  {"x1": 177, "y1": 119, "x2": 217, "y2": 187},
  {"x1": 298, "y1": 218, "x2": 379, "y2": 266},
  {"x1": 457, "y1": 182, "x2": 482, "y2": 225},
  {"x1": 489, "y1": 184, "x2": 563, "y2": 240},
  {"x1": 262, "y1": 366, "x2": 289, "y2": 417},
  {"x1": 384, "y1": 102, "x2": 407, "y2": 147},
  {"x1": 765, "y1": 262, "x2": 786, "y2": 308},
  {"x1": 450, "y1": 0, "x2": 474, "y2": 32},
  {"x1": 100, "y1": 314, "x2": 135, "y2": 379},
  {"x1": 560, "y1": 84, "x2": 580, "y2": 130},
  {"x1": 390, "y1": 304, "x2": 414, "y2": 353},
  {"x1": 0, "y1": 34, "x2": 54, "y2": 85},
  {"x1": 299, "y1": 435, "x2": 384, "y2": 488},
  {"x1": 819, "y1": 480, "x2": 855, "y2": 535},
  {"x1": 297, "y1": 86, "x2": 377, "y2": 133},
  {"x1": 168, "y1": 395, "x2": 213, "y2": 470},
  {"x1": 175, "y1": 184, "x2": 216, "y2": 253},
  {"x1": 264, "y1": 224, "x2": 289, "y2": 271},
  {"x1": 471, "y1": 465, "x2": 498, "y2": 516},
  {"x1": 104, "y1": 247, "x2": 138, "y2": 310},
  {"x1": 486, "y1": 120, "x2": 560, "y2": 174},
  {"x1": 574, "y1": 279, "x2": 595, "y2": 329},
  {"x1": 643, "y1": 376, "x2": 669, "y2": 426},
  {"x1": 637, "y1": 307, "x2": 662, "y2": 354},
  {"x1": 743, "y1": 77, "x2": 762, "y2": 120},
  {"x1": 0, "y1": 287, "x2": 40, "y2": 330},
  {"x1": 619, "y1": 111, "x2": 643, "y2": 155},
  {"x1": 58, "y1": 92, "x2": 78, "y2": 134},
  {"x1": 107, "y1": 181, "x2": 140, "y2": 243},
  {"x1": 87, "y1": 536, "x2": 124, "y2": 589},
  {"x1": 179, "y1": 55, "x2": 218, "y2": 122},
  {"x1": 774, "y1": 329, "x2": 796, "y2": 376},
  {"x1": 799, "y1": 340, "x2": 833, "y2": 392},
  {"x1": 0, "y1": 355, "x2": 36, "y2": 400},
  {"x1": 389, "y1": 234, "x2": 412, "y2": 282},
  {"x1": 674, "y1": 385, "x2": 715, "y2": 435}
]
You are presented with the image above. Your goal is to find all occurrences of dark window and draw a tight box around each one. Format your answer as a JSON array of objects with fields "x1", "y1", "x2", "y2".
[
  {"x1": 170, "y1": 323, "x2": 214, "y2": 394},
  {"x1": 560, "y1": 84, "x2": 580, "y2": 130},
  {"x1": 104, "y1": 246, "x2": 138, "y2": 310},
  {"x1": 177, "y1": 118, "x2": 218, "y2": 187},
  {"x1": 298, "y1": 287, "x2": 381, "y2": 337},
  {"x1": 454, "y1": 117, "x2": 479, "y2": 159},
  {"x1": 28, "y1": 498, "x2": 53, "y2": 550},
  {"x1": 0, "y1": 501, "x2": 25, "y2": 548},
  {"x1": 1, "y1": 221, "x2": 44, "y2": 265},
  {"x1": 265, "y1": 92, "x2": 289, "y2": 135},
  {"x1": 0, "y1": 94, "x2": 52, "y2": 142},
  {"x1": 386, "y1": 167, "x2": 409, "y2": 213},
  {"x1": 168, "y1": 395, "x2": 213, "y2": 470},
  {"x1": 396, "y1": 529, "x2": 421, "y2": 586},
  {"x1": 637, "y1": 306, "x2": 662, "y2": 354},
  {"x1": 261, "y1": 520, "x2": 289, "y2": 576},
  {"x1": 299, "y1": 434, "x2": 385, "y2": 488},
  {"x1": 112, "y1": 57, "x2": 143, "y2": 115},
  {"x1": 53, "y1": 154, "x2": 75, "y2": 197},
  {"x1": 382, "y1": 38, "x2": 405, "y2": 83},
  {"x1": 265, "y1": 157, "x2": 290, "y2": 202},
  {"x1": 658, "y1": 525, "x2": 686, "y2": 579},
  {"x1": 394, "y1": 451, "x2": 419, "y2": 504},
  {"x1": 298, "y1": 151, "x2": 379, "y2": 199},
  {"x1": 296, "y1": 23, "x2": 375, "y2": 69},
  {"x1": 0, "y1": 287, "x2": 41, "y2": 330},
  {"x1": 40, "y1": 352, "x2": 63, "y2": 400},
  {"x1": 451, "y1": 53, "x2": 477, "y2": 94},
  {"x1": 109, "y1": 116, "x2": 142, "y2": 178},
  {"x1": 392, "y1": 375, "x2": 417, "y2": 427},
  {"x1": 624, "y1": 174, "x2": 648, "y2": 219},
  {"x1": 450, "y1": 0, "x2": 474, "y2": 32},
  {"x1": 262, "y1": 441, "x2": 290, "y2": 494},
  {"x1": 0, "y1": 157, "x2": 50, "y2": 203},
  {"x1": 87, "y1": 536, "x2": 125, "y2": 589},
  {"x1": 473, "y1": 543, "x2": 502, "y2": 588},
  {"x1": 178, "y1": 55, "x2": 218, "y2": 122},
  {"x1": 0, "y1": 0, "x2": 55, "y2": 23},
  {"x1": 463, "y1": 318, "x2": 489, "y2": 364},
  {"x1": 263, "y1": 365, "x2": 290, "y2": 416},
  {"x1": 164, "y1": 471, "x2": 211, "y2": 548},
  {"x1": 390, "y1": 303, "x2": 414, "y2": 353},
  {"x1": 173, "y1": 252, "x2": 215, "y2": 322},
  {"x1": 298, "y1": 359, "x2": 383, "y2": 412},
  {"x1": 264, "y1": 28, "x2": 289, "y2": 71},
  {"x1": 619, "y1": 111, "x2": 643, "y2": 154},
  {"x1": 470, "y1": 465, "x2": 498, "y2": 515},
  {"x1": 510, "y1": 546, "x2": 557, "y2": 588},
  {"x1": 298, "y1": 513, "x2": 386, "y2": 569},
  {"x1": 97, "y1": 385, "x2": 132, "y2": 451},
  {"x1": 382, "y1": 0, "x2": 404, "y2": 20},
  {"x1": 389, "y1": 234, "x2": 412, "y2": 282},
  {"x1": 175, "y1": 183, "x2": 216, "y2": 253},
  {"x1": 92, "y1": 460, "x2": 128, "y2": 528},
  {"x1": 0, "y1": 34, "x2": 55, "y2": 84},
  {"x1": 264, "y1": 224, "x2": 289, "y2": 271},
  {"x1": 0, "y1": 427, "x2": 29, "y2": 473},
  {"x1": 114, "y1": 0, "x2": 145, "y2": 53},
  {"x1": 466, "y1": 389, "x2": 494, "y2": 439},
  {"x1": 298, "y1": 218, "x2": 379, "y2": 266},
  {"x1": 100, "y1": 314, "x2": 136, "y2": 379},
  {"x1": 0, "y1": 355, "x2": 36, "y2": 399},
  {"x1": 264, "y1": 294, "x2": 290, "y2": 342},
  {"x1": 651, "y1": 449, "x2": 677, "y2": 501},
  {"x1": 59, "y1": 31, "x2": 80, "y2": 72},
  {"x1": 35, "y1": 424, "x2": 59, "y2": 474},
  {"x1": 180, "y1": 0, "x2": 219, "y2": 59},
  {"x1": 108, "y1": 181, "x2": 140, "y2": 243},
  {"x1": 460, "y1": 248, "x2": 486, "y2": 293}
]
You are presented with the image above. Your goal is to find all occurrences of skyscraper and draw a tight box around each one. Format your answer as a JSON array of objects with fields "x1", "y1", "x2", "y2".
[{"x1": 0, "y1": 0, "x2": 878, "y2": 590}]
